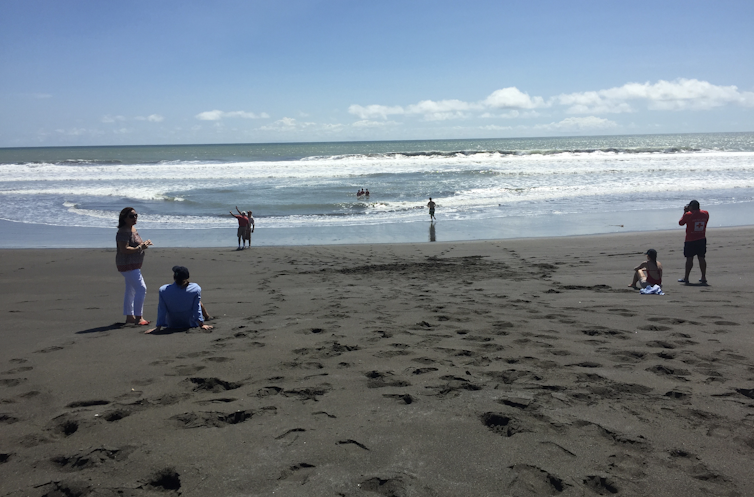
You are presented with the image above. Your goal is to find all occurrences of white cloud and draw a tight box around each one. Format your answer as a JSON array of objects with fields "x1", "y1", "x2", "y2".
[
  {"x1": 101, "y1": 115, "x2": 126, "y2": 123},
  {"x1": 349, "y1": 87, "x2": 547, "y2": 122},
  {"x1": 352, "y1": 120, "x2": 401, "y2": 128},
  {"x1": 133, "y1": 114, "x2": 165, "y2": 122},
  {"x1": 195, "y1": 110, "x2": 270, "y2": 121},
  {"x1": 534, "y1": 116, "x2": 618, "y2": 132},
  {"x1": 257, "y1": 117, "x2": 345, "y2": 134},
  {"x1": 480, "y1": 124, "x2": 513, "y2": 131},
  {"x1": 347, "y1": 78, "x2": 753, "y2": 126},
  {"x1": 258, "y1": 117, "x2": 312, "y2": 131},
  {"x1": 556, "y1": 79, "x2": 754, "y2": 114},
  {"x1": 55, "y1": 127, "x2": 105, "y2": 137},
  {"x1": 348, "y1": 104, "x2": 405, "y2": 120},
  {"x1": 406, "y1": 99, "x2": 477, "y2": 121},
  {"x1": 480, "y1": 110, "x2": 541, "y2": 119},
  {"x1": 483, "y1": 87, "x2": 547, "y2": 109}
]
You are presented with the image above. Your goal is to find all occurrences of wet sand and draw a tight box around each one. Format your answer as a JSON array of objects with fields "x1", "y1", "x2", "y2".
[{"x1": 1, "y1": 227, "x2": 754, "y2": 496}]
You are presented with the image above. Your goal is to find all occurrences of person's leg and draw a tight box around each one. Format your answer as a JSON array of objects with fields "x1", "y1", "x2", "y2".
[
  {"x1": 132, "y1": 269, "x2": 147, "y2": 322},
  {"x1": 699, "y1": 256, "x2": 707, "y2": 282},
  {"x1": 122, "y1": 271, "x2": 136, "y2": 322},
  {"x1": 629, "y1": 269, "x2": 640, "y2": 288},
  {"x1": 123, "y1": 269, "x2": 148, "y2": 323},
  {"x1": 683, "y1": 256, "x2": 694, "y2": 281}
]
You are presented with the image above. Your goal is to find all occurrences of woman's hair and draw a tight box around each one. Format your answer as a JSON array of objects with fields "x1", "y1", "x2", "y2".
[
  {"x1": 645, "y1": 248, "x2": 658, "y2": 263},
  {"x1": 118, "y1": 207, "x2": 135, "y2": 228}
]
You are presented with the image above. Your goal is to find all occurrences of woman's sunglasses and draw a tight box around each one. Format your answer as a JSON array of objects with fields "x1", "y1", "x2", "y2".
[{"x1": 128, "y1": 213, "x2": 138, "y2": 219}]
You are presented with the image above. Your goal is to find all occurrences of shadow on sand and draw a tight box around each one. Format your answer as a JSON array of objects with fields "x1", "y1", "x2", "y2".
[{"x1": 75, "y1": 322, "x2": 126, "y2": 334}]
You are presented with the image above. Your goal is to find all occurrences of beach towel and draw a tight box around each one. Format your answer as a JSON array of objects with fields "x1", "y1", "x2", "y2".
[{"x1": 640, "y1": 284, "x2": 665, "y2": 295}]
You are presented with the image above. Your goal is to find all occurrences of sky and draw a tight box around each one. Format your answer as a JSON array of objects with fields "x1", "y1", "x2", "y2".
[{"x1": 1, "y1": 0, "x2": 753, "y2": 147}]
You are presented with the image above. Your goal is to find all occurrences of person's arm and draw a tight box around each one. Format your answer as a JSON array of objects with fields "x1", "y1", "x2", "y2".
[
  {"x1": 679, "y1": 210, "x2": 689, "y2": 226},
  {"x1": 192, "y1": 289, "x2": 203, "y2": 327},
  {"x1": 117, "y1": 237, "x2": 151, "y2": 255},
  {"x1": 193, "y1": 288, "x2": 213, "y2": 330},
  {"x1": 250, "y1": 217, "x2": 254, "y2": 232},
  {"x1": 145, "y1": 290, "x2": 168, "y2": 334},
  {"x1": 634, "y1": 261, "x2": 648, "y2": 271},
  {"x1": 236, "y1": 206, "x2": 243, "y2": 215}
]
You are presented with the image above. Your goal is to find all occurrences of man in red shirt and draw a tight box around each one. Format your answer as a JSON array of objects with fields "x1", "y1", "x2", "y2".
[
  {"x1": 678, "y1": 199, "x2": 709, "y2": 284},
  {"x1": 230, "y1": 206, "x2": 250, "y2": 250}
]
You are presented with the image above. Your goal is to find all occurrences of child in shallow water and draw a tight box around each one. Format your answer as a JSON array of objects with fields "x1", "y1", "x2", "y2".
[{"x1": 629, "y1": 248, "x2": 663, "y2": 289}]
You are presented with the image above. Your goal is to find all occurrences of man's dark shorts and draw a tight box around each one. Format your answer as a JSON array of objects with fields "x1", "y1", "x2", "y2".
[{"x1": 684, "y1": 238, "x2": 707, "y2": 258}]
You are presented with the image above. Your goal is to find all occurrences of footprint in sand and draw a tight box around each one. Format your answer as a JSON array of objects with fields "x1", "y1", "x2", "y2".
[
  {"x1": 171, "y1": 406, "x2": 276, "y2": 428},
  {"x1": 61, "y1": 443, "x2": 125, "y2": 471},
  {"x1": 186, "y1": 377, "x2": 243, "y2": 393},
  {"x1": 507, "y1": 464, "x2": 568, "y2": 495},
  {"x1": 1, "y1": 366, "x2": 33, "y2": 374}
]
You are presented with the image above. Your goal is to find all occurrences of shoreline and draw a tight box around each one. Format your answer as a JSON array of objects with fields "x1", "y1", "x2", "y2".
[{"x1": 1, "y1": 201, "x2": 753, "y2": 249}]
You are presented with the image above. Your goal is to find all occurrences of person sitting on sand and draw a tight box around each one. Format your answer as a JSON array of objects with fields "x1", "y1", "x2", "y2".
[
  {"x1": 145, "y1": 266, "x2": 213, "y2": 334},
  {"x1": 629, "y1": 249, "x2": 663, "y2": 289}
]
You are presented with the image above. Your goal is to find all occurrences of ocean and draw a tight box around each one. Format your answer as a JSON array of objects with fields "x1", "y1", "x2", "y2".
[{"x1": 1, "y1": 133, "x2": 753, "y2": 247}]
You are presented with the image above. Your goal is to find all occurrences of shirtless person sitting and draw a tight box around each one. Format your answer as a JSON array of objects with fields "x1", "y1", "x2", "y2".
[
  {"x1": 145, "y1": 266, "x2": 213, "y2": 334},
  {"x1": 629, "y1": 249, "x2": 663, "y2": 289}
]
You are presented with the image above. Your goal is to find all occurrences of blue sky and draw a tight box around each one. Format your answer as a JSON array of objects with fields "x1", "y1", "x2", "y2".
[{"x1": 1, "y1": 0, "x2": 753, "y2": 147}]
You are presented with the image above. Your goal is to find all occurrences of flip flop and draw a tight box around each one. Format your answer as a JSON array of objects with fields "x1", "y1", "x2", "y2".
[
  {"x1": 137, "y1": 319, "x2": 151, "y2": 326},
  {"x1": 677, "y1": 278, "x2": 688, "y2": 283}
]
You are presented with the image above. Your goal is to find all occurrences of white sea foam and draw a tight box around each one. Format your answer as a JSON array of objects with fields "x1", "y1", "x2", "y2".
[
  {"x1": 1, "y1": 145, "x2": 753, "y2": 231},
  {"x1": 2, "y1": 151, "x2": 754, "y2": 183}
]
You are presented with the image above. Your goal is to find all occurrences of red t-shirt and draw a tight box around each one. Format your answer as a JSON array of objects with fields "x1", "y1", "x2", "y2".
[
  {"x1": 233, "y1": 214, "x2": 249, "y2": 227},
  {"x1": 679, "y1": 210, "x2": 709, "y2": 242}
]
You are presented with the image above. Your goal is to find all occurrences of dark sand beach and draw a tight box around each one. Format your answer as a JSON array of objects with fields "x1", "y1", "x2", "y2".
[{"x1": 1, "y1": 228, "x2": 754, "y2": 496}]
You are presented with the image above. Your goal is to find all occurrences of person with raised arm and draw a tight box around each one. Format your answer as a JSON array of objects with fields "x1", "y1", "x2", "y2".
[
  {"x1": 678, "y1": 200, "x2": 709, "y2": 284},
  {"x1": 230, "y1": 206, "x2": 250, "y2": 250}
]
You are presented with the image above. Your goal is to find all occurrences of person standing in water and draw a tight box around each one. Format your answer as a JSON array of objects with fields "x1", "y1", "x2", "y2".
[{"x1": 427, "y1": 197, "x2": 436, "y2": 221}]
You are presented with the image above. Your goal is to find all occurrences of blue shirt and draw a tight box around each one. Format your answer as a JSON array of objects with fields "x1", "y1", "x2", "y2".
[{"x1": 156, "y1": 282, "x2": 203, "y2": 329}]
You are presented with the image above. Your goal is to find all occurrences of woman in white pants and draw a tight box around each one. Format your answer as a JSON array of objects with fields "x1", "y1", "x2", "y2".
[{"x1": 116, "y1": 207, "x2": 152, "y2": 325}]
